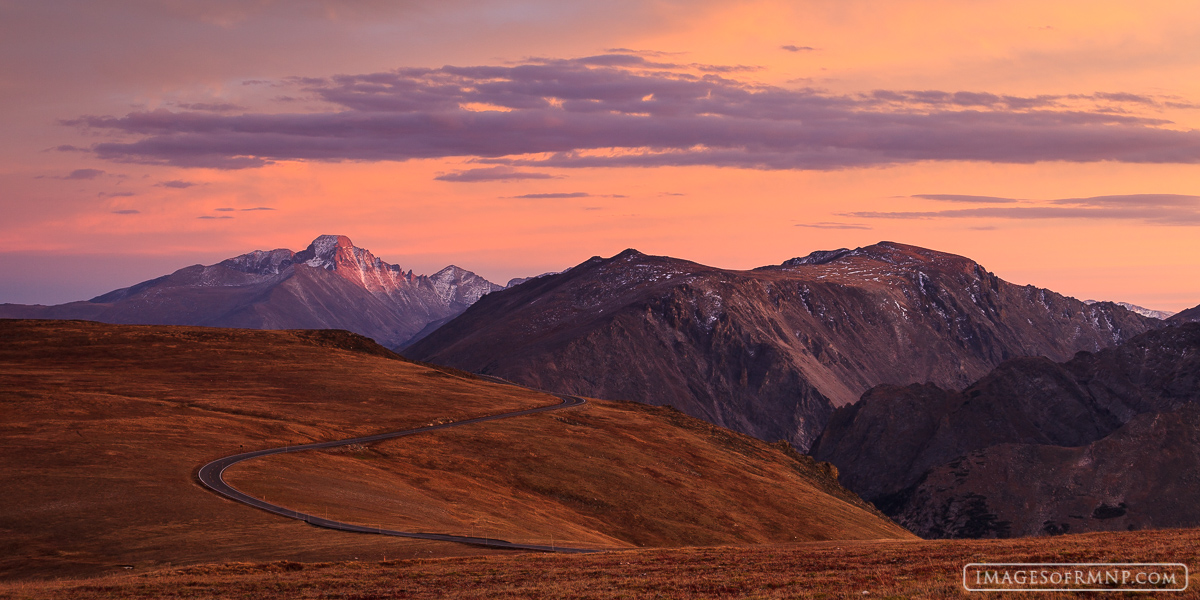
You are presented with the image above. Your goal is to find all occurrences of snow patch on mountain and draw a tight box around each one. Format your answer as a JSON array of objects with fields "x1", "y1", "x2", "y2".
[{"x1": 1083, "y1": 299, "x2": 1176, "y2": 320}]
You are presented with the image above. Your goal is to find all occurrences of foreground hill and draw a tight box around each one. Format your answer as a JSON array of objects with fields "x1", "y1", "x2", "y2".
[
  {"x1": 407, "y1": 242, "x2": 1159, "y2": 450},
  {"x1": 812, "y1": 323, "x2": 1200, "y2": 538},
  {"x1": 0, "y1": 235, "x2": 501, "y2": 348},
  {"x1": 0, "y1": 320, "x2": 909, "y2": 581},
  {"x1": 4, "y1": 527, "x2": 1197, "y2": 599}
]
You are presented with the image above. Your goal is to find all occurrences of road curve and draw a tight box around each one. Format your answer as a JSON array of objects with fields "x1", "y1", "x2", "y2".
[{"x1": 197, "y1": 393, "x2": 600, "y2": 554}]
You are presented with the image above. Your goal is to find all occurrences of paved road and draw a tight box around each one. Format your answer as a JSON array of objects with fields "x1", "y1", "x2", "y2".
[{"x1": 197, "y1": 393, "x2": 600, "y2": 554}]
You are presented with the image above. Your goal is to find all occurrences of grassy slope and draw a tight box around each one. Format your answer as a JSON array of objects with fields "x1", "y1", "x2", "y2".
[
  {"x1": 225, "y1": 399, "x2": 909, "y2": 550},
  {"x1": 0, "y1": 320, "x2": 908, "y2": 581},
  {"x1": 0, "y1": 320, "x2": 552, "y2": 580},
  {"x1": 4, "y1": 527, "x2": 1198, "y2": 599}
]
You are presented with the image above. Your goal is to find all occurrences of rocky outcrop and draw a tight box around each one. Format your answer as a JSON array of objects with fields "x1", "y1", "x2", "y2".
[{"x1": 408, "y1": 242, "x2": 1160, "y2": 450}]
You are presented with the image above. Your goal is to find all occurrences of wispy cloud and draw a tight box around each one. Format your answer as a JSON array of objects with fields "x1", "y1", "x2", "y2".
[
  {"x1": 511, "y1": 192, "x2": 592, "y2": 199},
  {"x1": 111, "y1": 209, "x2": 140, "y2": 215},
  {"x1": 794, "y1": 221, "x2": 872, "y2": 230},
  {"x1": 434, "y1": 166, "x2": 557, "y2": 182},
  {"x1": 65, "y1": 53, "x2": 1200, "y2": 171},
  {"x1": 912, "y1": 194, "x2": 1019, "y2": 204},
  {"x1": 508, "y1": 192, "x2": 626, "y2": 199},
  {"x1": 48, "y1": 144, "x2": 89, "y2": 153},
  {"x1": 848, "y1": 194, "x2": 1200, "y2": 225},
  {"x1": 60, "y1": 168, "x2": 105, "y2": 180},
  {"x1": 241, "y1": 206, "x2": 274, "y2": 211},
  {"x1": 781, "y1": 45, "x2": 815, "y2": 52},
  {"x1": 197, "y1": 215, "x2": 233, "y2": 219},
  {"x1": 156, "y1": 179, "x2": 197, "y2": 188},
  {"x1": 172, "y1": 102, "x2": 244, "y2": 113}
]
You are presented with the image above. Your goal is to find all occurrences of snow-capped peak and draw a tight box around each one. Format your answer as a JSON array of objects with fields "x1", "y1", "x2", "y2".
[{"x1": 1082, "y1": 299, "x2": 1176, "y2": 320}]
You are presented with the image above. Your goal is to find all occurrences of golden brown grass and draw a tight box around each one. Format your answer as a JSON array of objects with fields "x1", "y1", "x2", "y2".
[
  {"x1": 2, "y1": 527, "x2": 1198, "y2": 599},
  {"x1": 0, "y1": 320, "x2": 553, "y2": 580},
  {"x1": 225, "y1": 398, "x2": 911, "y2": 550},
  {"x1": 1, "y1": 320, "x2": 907, "y2": 582}
]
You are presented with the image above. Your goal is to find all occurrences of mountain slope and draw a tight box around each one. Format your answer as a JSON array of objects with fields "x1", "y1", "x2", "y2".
[
  {"x1": 0, "y1": 235, "x2": 501, "y2": 348},
  {"x1": 895, "y1": 404, "x2": 1200, "y2": 539},
  {"x1": 1169, "y1": 302, "x2": 1200, "y2": 323},
  {"x1": 811, "y1": 322, "x2": 1200, "y2": 538},
  {"x1": 0, "y1": 320, "x2": 911, "y2": 580},
  {"x1": 407, "y1": 242, "x2": 1160, "y2": 450}
]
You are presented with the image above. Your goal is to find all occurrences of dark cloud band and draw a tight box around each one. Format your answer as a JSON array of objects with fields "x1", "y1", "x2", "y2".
[{"x1": 66, "y1": 54, "x2": 1200, "y2": 171}]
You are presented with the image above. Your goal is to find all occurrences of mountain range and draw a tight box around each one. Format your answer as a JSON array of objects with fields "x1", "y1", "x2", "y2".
[
  {"x1": 812, "y1": 322, "x2": 1200, "y2": 538},
  {"x1": 4, "y1": 236, "x2": 1198, "y2": 544},
  {"x1": 407, "y1": 242, "x2": 1163, "y2": 450},
  {"x1": 0, "y1": 235, "x2": 501, "y2": 349}
]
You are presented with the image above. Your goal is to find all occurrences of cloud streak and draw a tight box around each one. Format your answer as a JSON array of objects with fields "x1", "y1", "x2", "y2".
[
  {"x1": 912, "y1": 194, "x2": 1019, "y2": 204},
  {"x1": 434, "y1": 166, "x2": 556, "y2": 182},
  {"x1": 156, "y1": 179, "x2": 197, "y2": 188},
  {"x1": 794, "y1": 221, "x2": 871, "y2": 229},
  {"x1": 507, "y1": 192, "x2": 627, "y2": 198},
  {"x1": 60, "y1": 168, "x2": 105, "y2": 180},
  {"x1": 510, "y1": 192, "x2": 592, "y2": 199},
  {"x1": 849, "y1": 194, "x2": 1200, "y2": 225},
  {"x1": 65, "y1": 54, "x2": 1200, "y2": 171}
]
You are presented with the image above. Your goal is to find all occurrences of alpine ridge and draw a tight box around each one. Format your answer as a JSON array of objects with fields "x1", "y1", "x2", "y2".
[
  {"x1": 0, "y1": 235, "x2": 502, "y2": 348},
  {"x1": 1169, "y1": 302, "x2": 1200, "y2": 323},
  {"x1": 1083, "y1": 299, "x2": 1175, "y2": 320},
  {"x1": 406, "y1": 242, "x2": 1161, "y2": 450},
  {"x1": 812, "y1": 322, "x2": 1200, "y2": 538}
]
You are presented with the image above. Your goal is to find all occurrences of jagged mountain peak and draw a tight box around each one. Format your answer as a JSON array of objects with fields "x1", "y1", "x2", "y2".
[
  {"x1": 308, "y1": 234, "x2": 355, "y2": 259},
  {"x1": 1, "y1": 234, "x2": 508, "y2": 350},
  {"x1": 294, "y1": 234, "x2": 380, "y2": 273},
  {"x1": 428, "y1": 265, "x2": 504, "y2": 306},
  {"x1": 431, "y1": 264, "x2": 470, "y2": 278}
]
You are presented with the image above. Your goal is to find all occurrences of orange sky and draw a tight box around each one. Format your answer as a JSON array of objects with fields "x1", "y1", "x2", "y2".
[{"x1": 1, "y1": 0, "x2": 1198, "y2": 310}]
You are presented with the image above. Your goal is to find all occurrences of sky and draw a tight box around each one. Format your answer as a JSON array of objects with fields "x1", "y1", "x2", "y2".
[{"x1": 1, "y1": 0, "x2": 1199, "y2": 311}]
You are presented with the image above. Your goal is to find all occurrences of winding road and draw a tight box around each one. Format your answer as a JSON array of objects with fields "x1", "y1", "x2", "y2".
[{"x1": 197, "y1": 393, "x2": 600, "y2": 554}]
